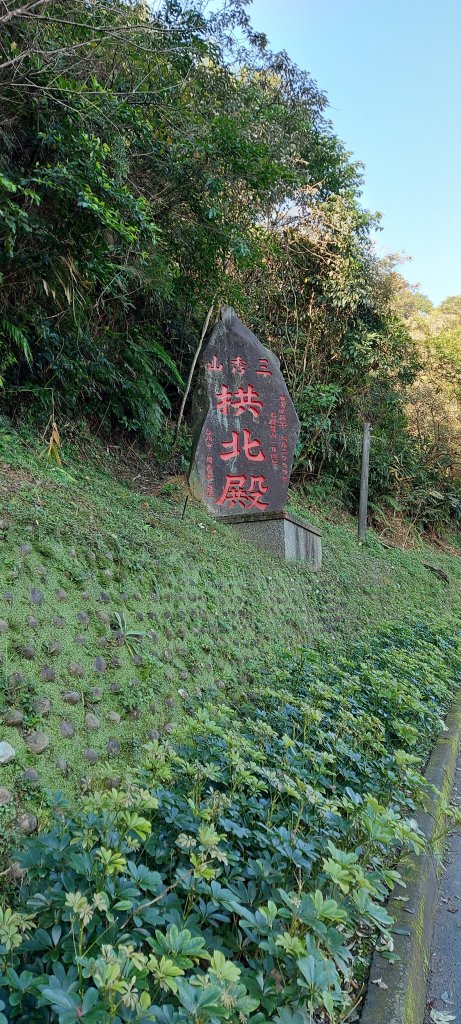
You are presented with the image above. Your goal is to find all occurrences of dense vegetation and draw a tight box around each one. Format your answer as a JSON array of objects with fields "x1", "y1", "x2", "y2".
[
  {"x1": 395, "y1": 282, "x2": 461, "y2": 524},
  {"x1": 0, "y1": 0, "x2": 459, "y2": 529},
  {"x1": 1, "y1": 619, "x2": 461, "y2": 1023}
]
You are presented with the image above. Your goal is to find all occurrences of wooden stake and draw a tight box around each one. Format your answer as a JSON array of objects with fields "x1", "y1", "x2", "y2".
[
  {"x1": 174, "y1": 295, "x2": 218, "y2": 445},
  {"x1": 358, "y1": 419, "x2": 371, "y2": 542}
]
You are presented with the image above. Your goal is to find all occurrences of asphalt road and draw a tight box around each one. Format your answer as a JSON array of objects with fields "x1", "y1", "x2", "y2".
[{"x1": 424, "y1": 752, "x2": 461, "y2": 1023}]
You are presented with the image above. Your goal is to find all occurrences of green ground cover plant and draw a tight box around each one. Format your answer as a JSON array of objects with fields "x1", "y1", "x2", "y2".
[{"x1": 1, "y1": 620, "x2": 460, "y2": 1023}]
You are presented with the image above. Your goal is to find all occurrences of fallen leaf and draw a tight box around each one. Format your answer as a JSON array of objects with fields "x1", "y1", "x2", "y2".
[
  {"x1": 380, "y1": 950, "x2": 401, "y2": 963},
  {"x1": 371, "y1": 978, "x2": 388, "y2": 990},
  {"x1": 430, "y1": 1010, "x2": 457, "y2": 1023},
  {"x1": 441, "y1": 993, "x2": 454, "y2": 1005}
]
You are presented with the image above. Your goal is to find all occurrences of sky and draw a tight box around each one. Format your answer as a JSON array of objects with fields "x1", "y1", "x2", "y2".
[{"x1": 247, "y1": 0, "x2": 461, "y2": 305}]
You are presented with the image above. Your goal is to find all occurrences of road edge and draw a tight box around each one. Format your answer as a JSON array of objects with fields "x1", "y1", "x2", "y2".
[{"x1": 359, "y1": 690, "x2": 461, "y2": 1024}]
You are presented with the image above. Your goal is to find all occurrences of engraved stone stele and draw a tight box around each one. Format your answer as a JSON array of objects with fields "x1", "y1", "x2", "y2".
[
  {"x1": 188, "y1": 307, "x2": 322, "y2": 568},
  {"x1": 189, "y1": 307, "x2": 300, "y2": 517}
]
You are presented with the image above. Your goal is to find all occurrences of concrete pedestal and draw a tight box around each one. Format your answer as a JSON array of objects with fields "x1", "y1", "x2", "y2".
[{"x1": 225, "y1": 511, "x2": 322, "y2": 569}]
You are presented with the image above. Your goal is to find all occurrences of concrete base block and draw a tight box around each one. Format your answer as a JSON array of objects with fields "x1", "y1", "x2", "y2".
[{"x1": 224, "y1": 511, "x2": 322, "y2": 569}]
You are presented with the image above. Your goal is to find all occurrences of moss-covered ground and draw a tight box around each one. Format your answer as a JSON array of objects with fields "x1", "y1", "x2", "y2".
[{"x1": 1, "y1": 425, "x2": 460, "y2": 859}]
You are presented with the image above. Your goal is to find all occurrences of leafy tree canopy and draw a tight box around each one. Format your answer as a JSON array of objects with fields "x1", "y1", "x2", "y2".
[{"x1": 0, "y1": 0, "x2": 459, "y2": 527}]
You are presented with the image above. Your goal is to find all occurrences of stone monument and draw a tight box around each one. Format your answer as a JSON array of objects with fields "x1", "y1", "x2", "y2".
[{"x1": 188, "y1": 307, "x2": 322, "y2": 568}]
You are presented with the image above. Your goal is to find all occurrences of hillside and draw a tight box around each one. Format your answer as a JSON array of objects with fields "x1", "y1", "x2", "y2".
[
  {"x1": 1, "y1": 424, "x2": 460, "y2": 852},
  {"x1": 1, "y1": 2, "x2": 461, "y2": 1020},
  {"x1": 1, "y1": 424, "x2": 461, "y2": 1023}
]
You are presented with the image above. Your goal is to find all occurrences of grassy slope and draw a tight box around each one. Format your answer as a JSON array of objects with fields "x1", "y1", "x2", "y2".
[{"x1": 0, "y1": 425, "x2": 460, "y2": 852}]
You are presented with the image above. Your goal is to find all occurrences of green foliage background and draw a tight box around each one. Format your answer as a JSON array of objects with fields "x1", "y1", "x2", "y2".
[{"x1": 0, "y1": 0, "x2": 459, "y2": 527}]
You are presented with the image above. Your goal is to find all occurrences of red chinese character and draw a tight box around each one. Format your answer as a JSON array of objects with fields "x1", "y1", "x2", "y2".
[
  {"x1": 207, "y1": 354, "x2": 223, "y2": 372},
  {"x1": 232, "y1": 384, "x2": 263, "y2": 419},
  {"x1": 247, "y1": 475, "x2": 269, "y2": 509},
  {"x1": 216, "y1": 383, "x2": 263, "y2": 419},
  {"x1": 216, "y1": 384, "x2": 233, "y2": 415},
  {"x1": 278, "y1": 394, "x2": 287, "y2": 427},
  {"x1": 220, "y1": 429, "x2": 265, "y2": 462},
  {"x1": 215, "y1": 475, "x2": 248, "y2": 508},
  {"x1": 241, "y1": 429, "x2": 265, "y2": 461},
  {"x1": 231, "y1": 356, "x2": 247, "y2": 377},
  {"x1": 256, "y1": 358, "x2": 272, "y2": 377},
  {"x1": 215, "y1": 474, "x2": 268, "y2": 509}
]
